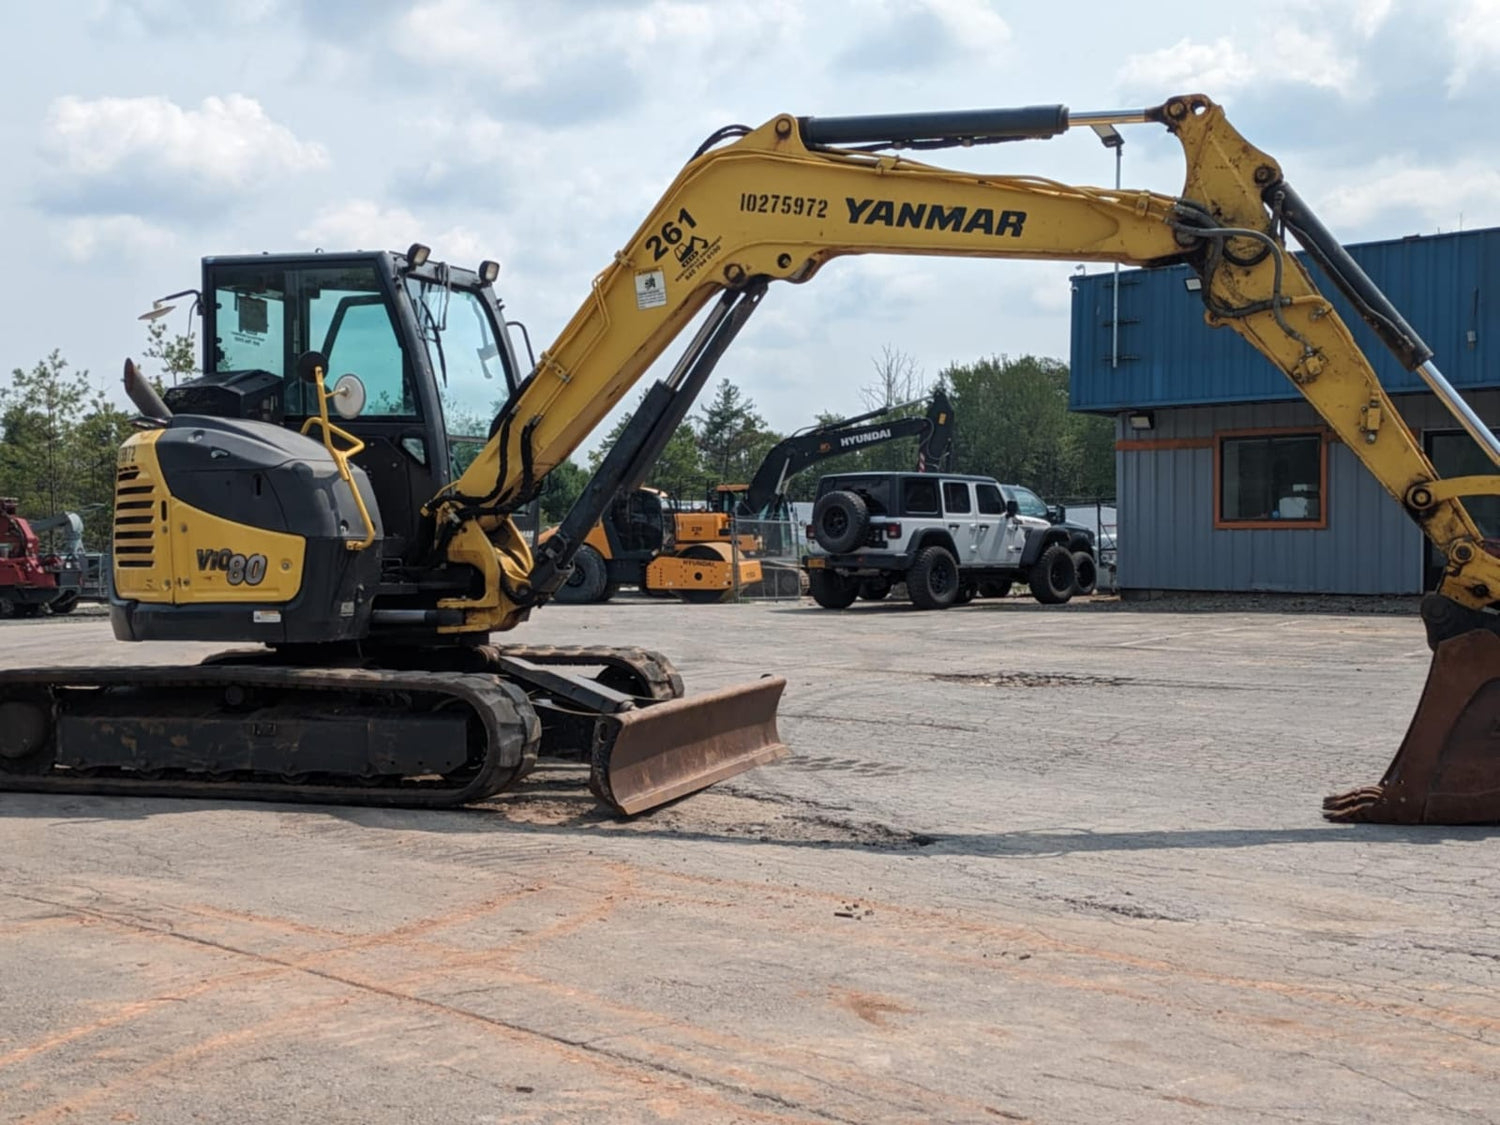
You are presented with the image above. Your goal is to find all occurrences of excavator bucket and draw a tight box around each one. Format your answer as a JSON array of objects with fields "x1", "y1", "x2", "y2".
[
  {"x1": 591, "y1": 676, "x2": 788, "y2": 815},
  {"x1": 1324, "y1": 630, "x2": 1500, "y2": 824}
]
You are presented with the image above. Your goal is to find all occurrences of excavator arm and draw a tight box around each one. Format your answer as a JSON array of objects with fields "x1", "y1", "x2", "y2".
[{"x1": 428, "y1": 93, "x2": 1500, "y2": 823}]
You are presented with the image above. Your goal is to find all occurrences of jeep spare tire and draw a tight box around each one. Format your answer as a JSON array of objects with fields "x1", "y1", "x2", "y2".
[
  {"x1": 812, "y1": 490, "x2": 870, "y2": 553},
  {"x1": 1028, "y1": 542, "x2": 1076, "y2": 605}
]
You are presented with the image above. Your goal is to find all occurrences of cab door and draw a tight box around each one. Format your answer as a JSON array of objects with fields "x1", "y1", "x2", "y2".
[{"x1": 941, "y1": 480, "x2": 978, "y2": 560}]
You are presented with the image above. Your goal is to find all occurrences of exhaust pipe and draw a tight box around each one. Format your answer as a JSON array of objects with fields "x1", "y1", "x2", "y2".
[{"x1": 123, "y1": 358, "x2": 172, "y2": 421}]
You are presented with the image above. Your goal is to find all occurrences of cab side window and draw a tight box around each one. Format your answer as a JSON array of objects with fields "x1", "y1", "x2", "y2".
[{"x1": 942, "y1": 481, "x2": 972, "y2": 514}]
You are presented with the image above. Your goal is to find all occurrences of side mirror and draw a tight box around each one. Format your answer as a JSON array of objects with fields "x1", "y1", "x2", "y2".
[
  {"x1": 330, "y1": 373, "x2": 366, "y2": 420},
  {"x1": 1046, "y1": 504, "x2": 1066, "y2": 524},
  {"x1": 295, "y1": 350, "x2": 329, "y2": 385},
  {"x1": 1005, "y1": 499, "x2": 1019, "y2": 518}
]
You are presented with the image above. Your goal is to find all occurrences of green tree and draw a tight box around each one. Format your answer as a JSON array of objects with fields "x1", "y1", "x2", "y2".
[
  {"x1": 537, "y1": 458, "x2": 590, "y2": 525},
  {"x1": 939, "y1": 353, "x2": 1114, "y2": 499},
  {"x1": 142, "y1": 318, "x2": 198, "y2": 388},
  {"x1": 694, "y1": 379, "x2": 774, "y2": 486},
  {"x1": 0, "y1": 351, "x2": 90, "y2": 519},
  {"x1": 587, "y1": 395, "x2": 712, "y2": 502}
]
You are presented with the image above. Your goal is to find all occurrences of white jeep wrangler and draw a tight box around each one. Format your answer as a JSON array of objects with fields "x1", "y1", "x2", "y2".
[{"x1": 801, "y1": 471, "x2": 1094, "y2": 610}]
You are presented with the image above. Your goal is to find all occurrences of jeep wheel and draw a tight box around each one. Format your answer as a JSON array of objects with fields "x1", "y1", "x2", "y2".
[
  {"x1": 809, "y1": 569, "x2": 859, "y2": 609},
  {"x1": 1071, "y1": 551, "x2": 1098, "y2": 597},
  {"x1": 907, "y1": 545, "x2": 960, "y2": 610},
  {"x1": 978, "y1": 580, "x2": 1012, "y2": 599},
  {"x1": 1028, "y1": 543, "x2": 1075, "y2": 605},
  {"x1": 554, "y1": 544, "x2": 608, "y2": 604},
  {"x1": 857, "y1": 579, "x2": 891, "y2": 601},
  {"x1": 812, "y1": 490, "x2": 870, "y2": 553}
]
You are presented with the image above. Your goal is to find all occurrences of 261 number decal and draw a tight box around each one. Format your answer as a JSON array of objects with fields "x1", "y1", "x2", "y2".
[{"x1": 644, "y1": 208, "x2": 698, "y2": 262}]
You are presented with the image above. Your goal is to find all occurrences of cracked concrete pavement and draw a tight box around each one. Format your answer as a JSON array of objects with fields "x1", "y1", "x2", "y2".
[{"x1": 1, "y1": 596, "x2": 1497, "y2": 1123}]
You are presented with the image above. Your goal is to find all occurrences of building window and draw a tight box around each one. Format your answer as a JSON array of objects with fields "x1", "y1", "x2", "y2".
[{"x1": 1215, "y1": 430, "x2": 1327, "y2": 529}]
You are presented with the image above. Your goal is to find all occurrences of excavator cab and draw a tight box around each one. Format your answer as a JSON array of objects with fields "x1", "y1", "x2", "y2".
[{"x1": 177, "y1": 251, "x2": 520, "y2": 567}]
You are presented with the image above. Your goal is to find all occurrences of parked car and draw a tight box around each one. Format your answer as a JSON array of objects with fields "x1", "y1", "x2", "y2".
[{"x1": 802, "y1": 471, "x2": 1091, "y2": 610}]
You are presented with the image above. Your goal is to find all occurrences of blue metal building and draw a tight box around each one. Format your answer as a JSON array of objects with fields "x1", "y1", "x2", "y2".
[{"x1": 1069, "y1": 226, "x2": 1500, "y2": 595}]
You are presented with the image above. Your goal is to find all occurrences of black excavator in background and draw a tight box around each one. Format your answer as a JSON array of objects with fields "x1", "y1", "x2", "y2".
[
  {"x1": 3, "y1": 93, "x2": 1498, "y2": 823},
  {"x1": 552, "y1": 390, "x2": 954, "y2": 603}
]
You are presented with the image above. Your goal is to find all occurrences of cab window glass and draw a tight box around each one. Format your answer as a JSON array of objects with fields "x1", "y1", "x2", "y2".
[
  {"x1": 976, "y1": 483, "x2": 1006, "y2": 515},
  {"x1": 209, "y1": 262, "x2": 415, "y2": 418},
  {"x1": 942, "y1": 481, "x2": 972, "y2": 514},
  {"x1": 211, "y1": 268, "x2": 286, "y2": 378},
  {"x1": 406, "y1": 281, "x2": 509, "y2": 437},
  {"x1": 903, "y1": 478, "x2": 939, "y2": 515},
  {"x1": 308, "y1": 272, "x2": 412, "y2": 417}
]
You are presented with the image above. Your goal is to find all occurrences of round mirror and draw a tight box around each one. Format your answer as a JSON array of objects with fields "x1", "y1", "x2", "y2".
[{"x1": 331, "y1": 373, "x2": 366, "y2": 420}]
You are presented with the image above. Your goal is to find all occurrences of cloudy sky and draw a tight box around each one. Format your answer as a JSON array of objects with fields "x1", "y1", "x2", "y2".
[{"x1": 4, "y1": 0, "x2": 1497, "y2": 449}]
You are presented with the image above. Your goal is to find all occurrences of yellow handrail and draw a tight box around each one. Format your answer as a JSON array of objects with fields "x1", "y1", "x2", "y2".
[{"x1": 299, "y1": 367, "x2": 377, "y2": 551}]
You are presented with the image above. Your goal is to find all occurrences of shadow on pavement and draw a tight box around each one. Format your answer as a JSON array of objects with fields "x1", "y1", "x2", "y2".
[{"x1": 8, "y1": 781, "x2": 1492, "y2": 856}]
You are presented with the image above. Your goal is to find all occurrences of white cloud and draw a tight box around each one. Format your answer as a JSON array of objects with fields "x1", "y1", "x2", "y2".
[
  {"x1": 59, "y1": 214, "x2": 175, "y2": 262},
  {"x1": 41, "y1": 94, "x2": 327, "y2": 208},
  {"x1": 1318, "y1": 158, "x2": 1500, "y2": 228},
  {"x1": 1118, "y1": 37, "x2": 1261, "y2": 96},
  {"x1": 1118, "y1": 16, "x2": 1369, "y2": 100},
  {"x1": 923, "y1": 0, "x2": 1012, "y2": 53},
  {"x1": 395, "y1": 0, "x2": 802, "y2": 88},
  {"x1": 296, "y1": 199, "x2": 491, "y2": 264},
  {"x1": 1448, "y1": 0, "x2": 1500, "y2": 93}
]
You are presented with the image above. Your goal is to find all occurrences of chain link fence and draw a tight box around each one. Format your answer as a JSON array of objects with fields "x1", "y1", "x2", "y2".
[{"x1": 725, "y1": 516, "x2": 807, "y2": 601}]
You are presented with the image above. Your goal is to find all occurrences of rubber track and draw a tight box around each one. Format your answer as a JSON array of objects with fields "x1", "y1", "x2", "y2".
[{"x1": 0, "y1": 664, "x2": 539, "y2": 808}]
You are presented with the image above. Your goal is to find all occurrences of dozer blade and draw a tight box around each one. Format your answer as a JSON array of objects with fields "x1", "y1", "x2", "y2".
[
  {"x1": 1324, "y1": 629, "x2": 1500, "y2": 824},
  {"x1": 591, "y1": 676, "x2": 788, "y2": 815}
]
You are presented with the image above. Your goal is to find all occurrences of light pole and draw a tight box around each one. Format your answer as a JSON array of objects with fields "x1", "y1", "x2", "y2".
[{"x1": 1091, "y1": 124, "x2": 1124, "y2": 369}]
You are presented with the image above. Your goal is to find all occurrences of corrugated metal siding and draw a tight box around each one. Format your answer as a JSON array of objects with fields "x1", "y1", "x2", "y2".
[
  {"x1": 1116, "y1": 391, "x2": 1500, "y2": 594},
  {"x1": 1072, "y1": 226, "x2": 1499, "y2": 412}
]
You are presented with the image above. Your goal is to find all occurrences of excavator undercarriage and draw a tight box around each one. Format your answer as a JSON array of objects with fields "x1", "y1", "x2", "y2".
[{"x1": 0, "y1": 645, "x2": 786, "y2": 815}]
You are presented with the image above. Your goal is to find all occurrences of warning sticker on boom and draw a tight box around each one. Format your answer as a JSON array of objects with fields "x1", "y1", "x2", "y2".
[{"x1": 635, "y1": 269, "x2": 667, "y2": 310}]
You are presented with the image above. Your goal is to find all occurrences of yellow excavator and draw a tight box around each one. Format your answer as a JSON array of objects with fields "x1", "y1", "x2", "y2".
[{"x1": 1, "y1": 93, "x2": 1496, "y2": 823}]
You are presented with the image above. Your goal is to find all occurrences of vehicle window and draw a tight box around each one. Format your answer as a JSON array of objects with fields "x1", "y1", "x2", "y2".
[
  {"x1": 942, "y1": 481, "x2": 972, "y2": 514},
  {"x1": 211, "y1": 267, "x2": 286, "y2": 378},
  {"x1": 406, "y1": 281, "x2": 510, "y2": 438},
  {"x1": 313, "y1": 292, "x2": 411, "y2": 417},
  {"x1": 903, "y1": 478, "x2": 939, "y2": 515},
  {"x1": 976, "y1": 483, "x2": 1006, "y2": 515},
  {"x1": 1011, "y1": 487, "x2": 1049, "y2": 519}
]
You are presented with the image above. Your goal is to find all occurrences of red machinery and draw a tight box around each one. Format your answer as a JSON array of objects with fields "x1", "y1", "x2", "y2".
[{"x1": 0, "y1": 499, "x2": 73, "y2": 617}]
